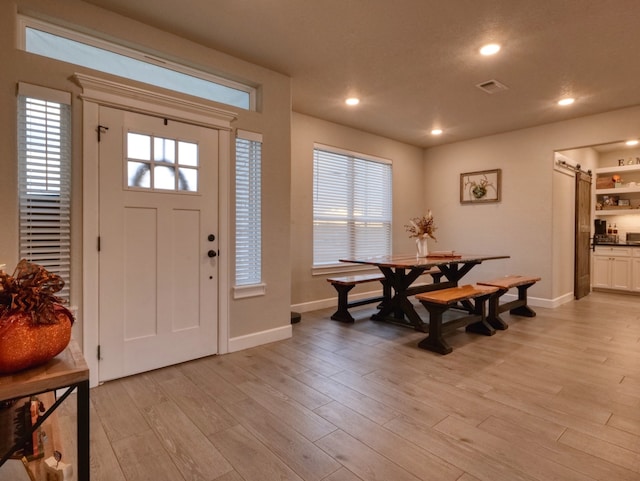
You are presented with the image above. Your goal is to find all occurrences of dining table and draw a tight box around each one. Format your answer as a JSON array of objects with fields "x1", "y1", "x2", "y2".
[{"x1": 339, "y1": 252, "x2": 510, "y2": 332}]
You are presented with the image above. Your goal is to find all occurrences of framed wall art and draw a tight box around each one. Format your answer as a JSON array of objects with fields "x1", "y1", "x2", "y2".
[{"x1": 460, "y1": 168, "x2": 501, "y2": 204}]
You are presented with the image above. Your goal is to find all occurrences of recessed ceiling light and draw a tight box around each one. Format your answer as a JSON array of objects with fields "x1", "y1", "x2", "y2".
[
  {"x1": 480, "y1": 43, "x2": 501, "y2": 56},
  {"x1": 558, "y1": 97, "x2": 575, "y2": 106},
  {"x1": 431, "y1": 129, "x2": 443, "y2": 135},
  {"x1": 345, "y1": 97, "x2": 360, "y2": 106},
  {"x1": 626, "y1": 140, "x2": 639, "y2": 146}
]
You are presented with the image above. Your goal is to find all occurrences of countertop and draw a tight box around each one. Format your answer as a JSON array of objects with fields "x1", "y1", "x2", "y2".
[{"x1": 593, "y1": 242, "x2": 640, "y2": 247}]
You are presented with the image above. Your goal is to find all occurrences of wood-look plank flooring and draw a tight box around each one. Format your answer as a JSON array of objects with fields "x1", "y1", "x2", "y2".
[{"x1": 58, "y1": 291, "x2": 640, "y2": 480}]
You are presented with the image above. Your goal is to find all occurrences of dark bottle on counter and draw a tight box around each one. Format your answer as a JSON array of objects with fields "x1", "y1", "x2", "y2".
[
  {"x1": 608, "y1": 224, "x2": 613, "y2": 234},
  {"x1": 613, "y1": 224, "x2": 618, "y2": 234}
]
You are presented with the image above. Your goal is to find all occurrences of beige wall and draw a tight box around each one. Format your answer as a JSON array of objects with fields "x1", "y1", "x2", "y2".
[
  {"x1": 291, "y1": 106, "x2": 640, "y2": 311},
  {"x1": 290, "y1": 113, "x2": 425, "y2": 309},
  {"x1": 423, "y1": 105, "x2": 640, "y2": 302},
  {"x1": 1, "y1": 0, "x2": 292, "y2": 345},
  {"x1": 6, "y1": 0, "x2": 640, "y2": 353}
]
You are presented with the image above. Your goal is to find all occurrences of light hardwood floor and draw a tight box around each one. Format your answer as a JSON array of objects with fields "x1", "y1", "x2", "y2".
[{"x1": 59, "y1": 291, "x2": 640, "y2": 481}]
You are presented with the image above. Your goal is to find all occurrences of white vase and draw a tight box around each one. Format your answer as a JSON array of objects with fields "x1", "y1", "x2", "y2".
[{"x1": 416, "y1": 237, "x2": 429, "y2": 257}]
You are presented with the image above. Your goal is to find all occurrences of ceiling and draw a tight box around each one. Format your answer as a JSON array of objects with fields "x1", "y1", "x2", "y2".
[{"x1": 82, "y1": 0, "x2": 640, "y2": 148}]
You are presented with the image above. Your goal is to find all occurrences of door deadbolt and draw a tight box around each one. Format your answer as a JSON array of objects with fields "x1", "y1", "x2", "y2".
[{"x1": 208, "y1": 234, "x2": 215, "y2": 241}]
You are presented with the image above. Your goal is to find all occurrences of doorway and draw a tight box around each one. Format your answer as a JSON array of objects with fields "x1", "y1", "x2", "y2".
[
  {"x1": 574, "y1": 170, "x2": 592, "y2": 299},
  {"x1": 77, "y1": 73, "x2": 235, "y2": 387},
  {"x1": 97, "y1": 107, "x2": 220, "y2": 381}
]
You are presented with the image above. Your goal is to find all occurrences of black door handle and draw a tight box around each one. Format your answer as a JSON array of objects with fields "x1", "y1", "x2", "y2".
[{"x1": 208, "y1": 250, "x2": 217, "y2": 258}]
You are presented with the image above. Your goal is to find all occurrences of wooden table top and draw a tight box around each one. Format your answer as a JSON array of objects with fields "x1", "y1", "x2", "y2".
[
  {"x1": 0, "y1": 340, "x2": 89, "y2": 401},
  {"x1": 340, "y1": 253, "x2": 509, "y2": 269}
]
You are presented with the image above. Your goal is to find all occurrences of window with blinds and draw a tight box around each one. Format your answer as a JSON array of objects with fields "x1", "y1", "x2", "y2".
[
  {"x1": 235, "y1": 130, "x2": 262, "y2": 288},
  {"x1": 17, "y1": 83, "x2": 72, "y2": 301},
  {"x1": 313, "y1": 144, "x2": 392, "y2": 267}
]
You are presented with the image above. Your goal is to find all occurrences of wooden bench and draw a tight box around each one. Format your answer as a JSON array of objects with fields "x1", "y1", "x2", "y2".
[
  {"x1": 477, "y1": 275, "x2": 541, "y2": 329},
  {"x1": 328, "y1": 268, "x2": 443, "y2": 323},
  {"x1": 415, "y1": 284, "x2": 499, "y2": 354}
]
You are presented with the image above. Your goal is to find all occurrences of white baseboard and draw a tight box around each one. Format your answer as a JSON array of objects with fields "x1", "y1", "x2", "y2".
[
  {"x1": 228, "y1": 324, "x2": 292, "y2": 352},
  {"x1": 292, "y1": 289, "x2": 573, "y2": 314},
  {"x1": 292, "y1": 288, "x2": 384, "y2": 313},
  {"x1": 496, "y1": 291, "x2": 573, "y2": 309}
]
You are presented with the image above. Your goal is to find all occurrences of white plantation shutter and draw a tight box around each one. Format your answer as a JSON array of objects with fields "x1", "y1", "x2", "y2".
[
  {"x1": 235, "y1": 130, "x2": 262, "y2": 286},
  {"x1": 17, "y1": 83, "x2": 72, "y2": 301},
  {"x1": 313, "y1": 144, "x2": 392, "y2": 267}
]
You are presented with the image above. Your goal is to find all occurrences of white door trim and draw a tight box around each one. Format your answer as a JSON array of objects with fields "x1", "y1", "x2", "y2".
[{"x1": 76, "y1": 73, "x2": 236, "y2": 387}]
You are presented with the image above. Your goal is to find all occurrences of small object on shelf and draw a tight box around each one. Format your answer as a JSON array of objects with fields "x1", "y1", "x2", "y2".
[
  {"x1": 618, "y1": 199, "x2": 631, "y2": 206},
  {"x1": 596, "y1": 177, "x2": 614, "y2": 189},
  {"x1": 613, "y1": 224, "x2": 618, "y2": 234},
  {"x1": 45, "y1": 451, "x2": 73, "y2": 481}
]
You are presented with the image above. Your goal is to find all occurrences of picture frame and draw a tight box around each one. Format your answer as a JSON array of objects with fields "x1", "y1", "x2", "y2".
[{"x1": 460, "y1": 168, "x2": 501, "y2": 204}]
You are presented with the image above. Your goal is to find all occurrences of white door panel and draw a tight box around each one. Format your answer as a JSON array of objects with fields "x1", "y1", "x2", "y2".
[{"x1": 98, "y1": 106, "x2": 219, "y2": 381}]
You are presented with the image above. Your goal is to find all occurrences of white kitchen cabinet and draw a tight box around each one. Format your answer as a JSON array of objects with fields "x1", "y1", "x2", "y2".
[
  {"x1": 631, "y1": 250, "x2": 640, "y2": 292},
  {"x1": 592, "y1": 246, "x2": 632, "y2": 290}
]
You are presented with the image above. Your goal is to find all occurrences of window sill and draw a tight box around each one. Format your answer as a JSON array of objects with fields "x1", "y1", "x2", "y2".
[{"x1": 233, "y1": 283, "x2": 266, "y2": 299}]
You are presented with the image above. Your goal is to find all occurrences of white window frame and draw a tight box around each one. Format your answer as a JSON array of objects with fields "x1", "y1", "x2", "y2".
[
  {"x1": 17, "y1": 82, "x2": 72, "y2": 302},
  {"x1": 234, "y1": 129, "x2": 265, "y2": 298},
  {"x1": 17, "y1": 15, "x2": 257, "y2": 111},
  {"x1": 312, "y1": 143, "x2": 393, "y2": 274}
]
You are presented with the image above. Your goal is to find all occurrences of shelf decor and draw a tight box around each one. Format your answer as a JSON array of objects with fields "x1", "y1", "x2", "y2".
[
  {"x1": 460, "y1": 169, "x2": 501, "y2": 204},
  {"x1": 0, "y1": 260, "x2": 74, "y2": 374},
  {"x1": 594, "y1": 163, "x2": 640, "y2": 217}
]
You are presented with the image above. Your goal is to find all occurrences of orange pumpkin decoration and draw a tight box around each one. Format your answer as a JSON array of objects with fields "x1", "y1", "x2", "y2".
[
  {"x1": 0, "y1": 305, "x2": 73, "y2": 374},
  {"x1": 0, "y1": 260, "x2": 74, "y2": 374}
]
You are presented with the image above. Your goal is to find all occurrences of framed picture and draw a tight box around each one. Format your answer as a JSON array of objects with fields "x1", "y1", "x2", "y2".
[{"x1": 460, "y1": 169, "x2": 501, "y2": 204}]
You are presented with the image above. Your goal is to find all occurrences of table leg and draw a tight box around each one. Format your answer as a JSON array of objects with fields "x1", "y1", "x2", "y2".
[{"x1": 77, "y1": 379, "x2": 90, "y2": 480}]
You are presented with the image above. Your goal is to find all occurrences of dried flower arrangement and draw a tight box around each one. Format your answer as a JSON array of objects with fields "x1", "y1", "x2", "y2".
[{"x1": 405, "y1": 211, "x2": 437, "y2": 240}]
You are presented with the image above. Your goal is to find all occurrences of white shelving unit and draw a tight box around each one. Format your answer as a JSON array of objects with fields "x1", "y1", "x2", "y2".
[{"x1": 594, "y1": 164, "x2": 640, "y2": 216}]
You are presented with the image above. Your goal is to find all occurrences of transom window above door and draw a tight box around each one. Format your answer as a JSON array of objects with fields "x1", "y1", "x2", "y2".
[{"x1": 126, "y1": 132, "x2": 199, "y2": 192}]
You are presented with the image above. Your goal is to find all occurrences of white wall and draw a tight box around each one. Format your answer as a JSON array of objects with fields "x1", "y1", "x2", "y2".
[{"x1": 422, "y1": 105, "x2": 640, "y2": 303}]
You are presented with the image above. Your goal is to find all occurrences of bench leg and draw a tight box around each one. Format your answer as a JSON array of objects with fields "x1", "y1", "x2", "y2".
[
  {"x1": 417, "y1": 304, "x2": 453, "y2": 354},
  {"x1": 330, "y1": 284, "x2": 356, "y2": 323},
  {"x1": 465, "y1": 293, "x2": 497, "y2": 336},
  {"x1": 486, "y1": 288, "x2": 509, "y2": 330},
  {"x1": 509, "y1": 282, "x2": 537, "y2": 317}
]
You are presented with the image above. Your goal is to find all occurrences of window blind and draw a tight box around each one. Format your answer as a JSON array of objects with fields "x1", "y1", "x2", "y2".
[
  {"x1": 235, "y1": 130, "x2": 262, "y2": 286},
  {"x1": 17, "y1": 84, "x2": 72, "y2": 301},
  {"x1": 313, "y1": 145, "x2": 392, "y2": 267}
]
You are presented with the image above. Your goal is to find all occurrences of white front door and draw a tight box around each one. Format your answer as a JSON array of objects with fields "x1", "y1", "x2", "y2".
[{"x1": 98, "y1": 106, "x2": 219, "y2": 382}]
